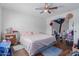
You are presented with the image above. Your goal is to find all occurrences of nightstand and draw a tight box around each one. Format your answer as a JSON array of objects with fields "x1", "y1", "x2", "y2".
[
  {"x1": 5, "y1": 34, "x2": 17, "y2": 45},
  {"x1": 72, "y1": 44, "x2": 79, "y2": 52}
]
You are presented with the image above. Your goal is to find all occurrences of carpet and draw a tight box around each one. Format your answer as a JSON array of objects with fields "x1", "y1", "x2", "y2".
[
  {"x1": 42, "y1": 46, "x2": 62, "y2": 56},
  {"x1": 13, "y1": 45, "x2": 24, "y2": 51}
]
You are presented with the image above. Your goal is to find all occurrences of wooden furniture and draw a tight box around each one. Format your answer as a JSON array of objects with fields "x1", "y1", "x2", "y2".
[
  {"x1": 5, "y1": 34, "x2": 17, "y2": 45},
  {"x1": 72, "y1": 44, "x2": 79, "y2": 52},
  {"x1": 13, "y1": 48, "x2": 29, "y2": 56}
]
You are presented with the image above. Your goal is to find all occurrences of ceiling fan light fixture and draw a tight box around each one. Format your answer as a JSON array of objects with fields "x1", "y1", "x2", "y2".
[
  {"x1": 36, "y1": 3, "x2": 59, "y2": 14},
  {"x1": 44, "y1": 9, "x2": 48, "y2": 12}
]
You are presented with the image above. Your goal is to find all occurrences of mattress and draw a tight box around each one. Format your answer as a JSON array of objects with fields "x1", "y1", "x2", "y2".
[{"x1": 20, "y1": 33, "x2": 56, "y2": 55}]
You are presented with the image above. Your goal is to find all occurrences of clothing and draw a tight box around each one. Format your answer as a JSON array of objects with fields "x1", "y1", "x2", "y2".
[{"x1": 51, "y1": 18, "x2": 65, "y2": 33}]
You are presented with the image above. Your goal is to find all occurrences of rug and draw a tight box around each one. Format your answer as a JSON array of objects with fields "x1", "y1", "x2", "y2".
[
  {"x1": 13, "y1": 44, "x2": 24, "y2": 51},
  {"x1": 42, "y1": 46, "x2": 62, "y2": 56}
]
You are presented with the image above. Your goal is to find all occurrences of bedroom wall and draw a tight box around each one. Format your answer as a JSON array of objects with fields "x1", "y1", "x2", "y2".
[
  {"x1": 0, "y1": 7, "x2": 2, "y2": 36},
  {"x1": 73, "y1": 9, "x2": 79, "y2": 44},
  {"x1": 2, "y1": 8, "x2": 47, "y2": 33}
]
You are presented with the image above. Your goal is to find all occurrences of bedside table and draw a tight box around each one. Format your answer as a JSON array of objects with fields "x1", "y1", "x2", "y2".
[
  {"x1": 72, "y1": 44, "x2": 79, "y2": 52},
  {"x1": 5, "y1": 34, "x2": 17, "y2": 45}
]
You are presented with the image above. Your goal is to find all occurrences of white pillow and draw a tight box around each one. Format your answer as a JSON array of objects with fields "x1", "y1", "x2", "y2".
[{"x1": 20, "y1": 32, "x2": 33, "y2": 36}]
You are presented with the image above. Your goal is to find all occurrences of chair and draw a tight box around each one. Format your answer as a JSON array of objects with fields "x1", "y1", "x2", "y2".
[{"x1": 54, "y1": 31, "x2": 60, "y2": 41}]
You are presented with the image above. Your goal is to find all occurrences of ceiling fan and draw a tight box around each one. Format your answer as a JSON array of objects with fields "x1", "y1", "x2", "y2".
[{"x1": 36, "y1": 3, "x2": 60, "y2": 14}]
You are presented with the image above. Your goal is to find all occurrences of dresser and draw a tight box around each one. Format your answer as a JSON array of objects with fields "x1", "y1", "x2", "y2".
[{"x1": 5, "y1": 34, "x2": 17, "y2": 45}]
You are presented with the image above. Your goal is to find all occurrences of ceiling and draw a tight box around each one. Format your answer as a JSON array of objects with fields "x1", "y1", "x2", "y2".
[{"x1": 0, "y1": 3, "x2": 79, "y2": 19}]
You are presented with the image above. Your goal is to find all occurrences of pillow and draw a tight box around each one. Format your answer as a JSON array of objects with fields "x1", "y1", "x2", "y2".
[
  {"x1": 20, "y1": 32, "x2": 33, "y2": 36},
  {"x1": 32, "y1": 32, "x2": 45, "y2": 35},
  {"x1": 33, "y1": 32, "x2": 40, "y2": 34}
]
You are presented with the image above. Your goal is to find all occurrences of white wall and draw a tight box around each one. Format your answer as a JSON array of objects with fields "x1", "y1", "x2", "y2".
[
  {"x1": 2, "y1": 8, "x2": 47, "y2": 33},
  {"x1": 0, "y1": 7, "x2": 2, "y2": 36},
  {"x1": 73, "y1": 9, "x2": 79, "y2": 44}
]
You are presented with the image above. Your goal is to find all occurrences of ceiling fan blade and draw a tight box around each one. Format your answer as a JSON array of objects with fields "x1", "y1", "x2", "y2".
[
  {"x1": 49, "y1": 7, "x2": 58, "y2": 9},
  {"x1": 35, "y1": 8, "x2": 44, "y2": 10},
  {"x1": 40, "y1": 11, "x2": 44, "y2": 14},
  {"x1": 48, "y1": 10, "x2": 51, "y2": 14}
]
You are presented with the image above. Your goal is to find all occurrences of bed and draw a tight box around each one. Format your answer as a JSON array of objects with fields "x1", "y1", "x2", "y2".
[{"x1": 20, "y1": 32, "x2": 56, "y2": 56}]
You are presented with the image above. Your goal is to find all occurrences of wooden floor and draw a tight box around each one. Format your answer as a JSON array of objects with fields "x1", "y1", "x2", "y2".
[
  {"x1": 36, "y1": 40, "x2": 72, "y2": 56},
  {"x1": 54, "y1": 40, "x2": 72, "y2": 56},
  {"x1": 13, "y1": 40, "x2": 72, "y2": 56}
]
